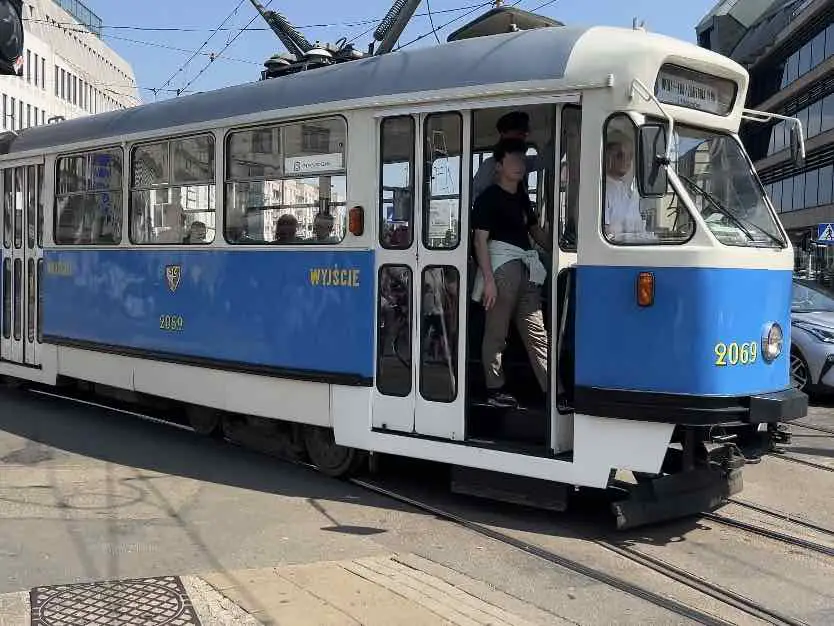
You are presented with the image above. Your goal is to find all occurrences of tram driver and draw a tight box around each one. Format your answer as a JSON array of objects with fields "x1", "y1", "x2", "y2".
[
  {"x1": 603, "y1": 128, "x2": 648, "y2": 241},
  {"x1": 471, "y1": 138, "x2": 550, "y2": 409}
]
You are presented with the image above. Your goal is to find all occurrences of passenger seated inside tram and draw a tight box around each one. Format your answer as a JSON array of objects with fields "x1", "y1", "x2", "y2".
[
  {"x1": 312, "y1": 212, "x2": 339, "y2": 243},
  {"x1": 603, "y1": 129, "x2": 652, "y2": 242},
  {"x1": 184, "y1": 221, "x2": 207, "y2": 244},
  {"x1": 275, "y1": 214, "x2": 301, "y2": 243}
]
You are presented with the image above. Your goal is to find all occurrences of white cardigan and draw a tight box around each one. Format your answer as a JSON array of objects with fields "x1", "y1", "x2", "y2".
[{"x1": 471, "y1": 240, "x2": 547, "y2": 303}]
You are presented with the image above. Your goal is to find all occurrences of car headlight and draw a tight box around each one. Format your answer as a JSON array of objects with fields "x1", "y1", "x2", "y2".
[
  {"x1": 793, "y1": 320, "x2": 834, "y2": 344},
  {"x1": 762, "y1": 322, "x2": 783, "y2": 362}
]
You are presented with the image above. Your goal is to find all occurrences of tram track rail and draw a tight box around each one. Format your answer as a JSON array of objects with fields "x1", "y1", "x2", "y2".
[
  {"x1": 770, "y1": 450, "x2": 834, "y2": 473},
  {"x1": 703, "y1": 512, "x2": 834, "y2": 558},
  {"x1": 351, "y1": 478, "x2": 766, "y2": 626},
  {"x1": 24, "y1": 387, "x2": 813, "y2": 626},
  {"x1": 727, "y1": 498, "x2": 834, "y2": 538},
  {"x1": 791, "y1": 422, "x2": 834, "y2": 437}
]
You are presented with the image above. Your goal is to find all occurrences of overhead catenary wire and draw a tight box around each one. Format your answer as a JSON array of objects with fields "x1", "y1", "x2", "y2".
[
  {"x1": 20, "y1": 5, "x2": 490, "y2": 33},
  {"x1": 176, "y1": 0, "x2": 275, "y2": 96},
  {"x1": 158, "y1": 0, "x2": 249, "y2": 94},
  {"x1": 396, "y1": 0, "x2": 495, "y2": 49}
]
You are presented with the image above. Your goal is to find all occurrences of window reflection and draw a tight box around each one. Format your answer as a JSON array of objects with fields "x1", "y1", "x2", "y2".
[
  {"x1": 4, "y1": 169, "x2": 11, "y2": 249},
  {"x1": 423, "y1": 113, "x2": 462, "y2": 250},
  {"x1": 767, "y1": 163, "x2": 834, "y2": 213},
  {"x1": 779, "y1": 26, "x2": 833, "y2": 92},
  {"x1": 225, "y1": 118, "x2": 347, "y2": 245},
  {"x1": 13, "y1": 258, "x2": 21, "y2": 341},
  {"x1": 380, "y1": 117, "x2": 415, "y2": 250},
  {"x1": 420, "y1": 266, "x2": 459, "y2": 403},
  {"x1": 377, "y1": 265, "x2": 412, "y2": 397},
  {"x1": 2, "y1": 259, "x2": 9, "y2": 339}
]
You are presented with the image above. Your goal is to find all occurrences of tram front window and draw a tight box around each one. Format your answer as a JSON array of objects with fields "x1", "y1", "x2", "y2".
[
  {"x1": 669, "y1": 125, "x2": 786, "y2": 248},
  {"x1": 604, "y1": 115, "x2": 787, "y2": 248}
]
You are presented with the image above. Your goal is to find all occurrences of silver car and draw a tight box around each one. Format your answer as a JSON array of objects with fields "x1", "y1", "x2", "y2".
[{"x1": 791, "y1": 280, "x2": 834, "y2": 394}]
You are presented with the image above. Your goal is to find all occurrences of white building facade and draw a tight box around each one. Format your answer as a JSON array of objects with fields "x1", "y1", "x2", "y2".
[{"x1": 0, "y1": 0, "x2": 139, "y2": 132}]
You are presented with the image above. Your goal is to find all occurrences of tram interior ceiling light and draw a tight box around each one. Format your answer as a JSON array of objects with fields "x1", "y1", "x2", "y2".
[{"x1": 0, "y1": 0, "x2": 23, "y2": 77}]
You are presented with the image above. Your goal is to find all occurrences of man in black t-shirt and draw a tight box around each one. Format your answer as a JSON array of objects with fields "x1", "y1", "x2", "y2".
[{"x1": 472, "y1": 138, "x2": 550, "y2": 409}]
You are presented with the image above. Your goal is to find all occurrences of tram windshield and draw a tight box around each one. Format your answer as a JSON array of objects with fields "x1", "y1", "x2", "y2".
[{"x1": 669, "y1": 125, "x2": 786, "y2": 248}]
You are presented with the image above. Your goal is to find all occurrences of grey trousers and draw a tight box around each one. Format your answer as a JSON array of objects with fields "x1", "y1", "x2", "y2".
[{"x1": 482, "y1": 260, "x2": 549, "y2": 393}]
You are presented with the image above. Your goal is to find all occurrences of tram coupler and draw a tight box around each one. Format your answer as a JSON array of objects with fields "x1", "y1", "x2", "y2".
[{"x1": 610, "y1": 432, "x2": 745, "y2": 530}]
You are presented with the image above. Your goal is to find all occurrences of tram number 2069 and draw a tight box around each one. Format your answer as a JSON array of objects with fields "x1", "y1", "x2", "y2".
[
  {"x1": 714, "y1": 341, "x2": 757, "y2": 366},
  {"x1": 159, "y1": 314, "x2": 184, "y2": 332}
]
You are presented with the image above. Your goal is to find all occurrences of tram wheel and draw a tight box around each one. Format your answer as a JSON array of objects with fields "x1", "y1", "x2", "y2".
[
  {"x1": 304, "y1": 426, "x2": 366, "y2": 477},
  {"x1": 186, "y1": 405, "x2": 223, "y2": 438}
]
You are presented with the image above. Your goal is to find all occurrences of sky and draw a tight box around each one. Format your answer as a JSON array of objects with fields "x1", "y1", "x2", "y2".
[{"x1": 77, "y1": 0, "x2": 720, "y2": 104}]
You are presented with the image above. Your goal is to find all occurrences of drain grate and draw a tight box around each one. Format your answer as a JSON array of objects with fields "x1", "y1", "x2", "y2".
[{"x1": 30, "y1": 576, "x2": 202, "y2": 625}]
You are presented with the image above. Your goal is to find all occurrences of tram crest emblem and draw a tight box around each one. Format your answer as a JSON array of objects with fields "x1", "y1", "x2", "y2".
[{"x1": 165, "y1": 265, "x2": 182, "y2": 293}]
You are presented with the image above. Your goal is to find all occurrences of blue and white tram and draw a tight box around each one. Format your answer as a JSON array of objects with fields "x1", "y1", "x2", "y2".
[{"x1": 0, "y1": 24, "x2": 807, "y2": 527}]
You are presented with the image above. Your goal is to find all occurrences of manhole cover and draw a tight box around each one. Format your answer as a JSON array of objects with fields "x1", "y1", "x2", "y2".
[{"x1": 30, "y1": 576, "x2": 202, "y2": 625}]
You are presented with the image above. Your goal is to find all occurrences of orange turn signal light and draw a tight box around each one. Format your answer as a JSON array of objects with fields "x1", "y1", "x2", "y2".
[
  {"x1": 637, "y1": 271, "x2": 654, "y2": 307},
  {"x1": 349, "y1": 206, "x2": 364, "y2": 236}
]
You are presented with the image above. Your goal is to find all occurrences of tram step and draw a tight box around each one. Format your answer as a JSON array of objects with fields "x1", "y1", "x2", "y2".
[
  {"x1": 450, "y1": 466, "x2": 569, "y2": 511},
  {"x1": 467, "y1": 403, "x2": 548, "y2": 445}
]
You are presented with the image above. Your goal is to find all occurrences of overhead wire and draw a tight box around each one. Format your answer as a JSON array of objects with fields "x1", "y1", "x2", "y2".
[
  {"x1": 425, "y1": 0, "x2": 443, "y2": 44},
  {"x1": 31, "y1": 1, "x2": 565, "y2": 100},
  {"x1": 25, "y1": 18, "x2": 262, "y2": 65},
  {"x1": 157, "y1": 0, "x2": 249, "y2": 94},
  {"x1": 396, "y1": 1, "x2": 495, "y2": 49},
  {"x1": 176, "y1": 0, "x2": 275, "y2": 96},
  {"x1": 20, "y1": 5, "x2": 491, "y2": 33}
]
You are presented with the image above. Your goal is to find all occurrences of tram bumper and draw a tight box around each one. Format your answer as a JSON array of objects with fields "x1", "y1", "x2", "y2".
[
  {"x1": 574, "y1": 386, "x2": 808, "y2": 427},
  {"x1": 747, "y1": 388, "x2": 807, "y2": 424},
  {"x1": 611, "y1": 443, "x2": 746, "y2": 531}
]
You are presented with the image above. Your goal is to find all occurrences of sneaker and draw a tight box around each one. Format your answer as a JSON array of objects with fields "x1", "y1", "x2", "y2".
[{"x1": 486, "y1": 390, "x2": 518, "y2": 409}]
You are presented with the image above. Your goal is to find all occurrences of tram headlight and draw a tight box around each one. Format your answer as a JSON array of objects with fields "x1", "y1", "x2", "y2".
[{"x1": 762, "y1": 322, "x2": 783, "y2": 362}]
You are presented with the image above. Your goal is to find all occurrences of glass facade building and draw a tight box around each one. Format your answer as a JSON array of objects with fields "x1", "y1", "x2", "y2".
[{"x1": 698, "y1": 0, "x2": 834, "y2": 281}]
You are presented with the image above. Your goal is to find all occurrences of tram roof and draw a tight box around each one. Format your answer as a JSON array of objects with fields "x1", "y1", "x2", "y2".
[
  {"x1": 3, "y1": 26, "x2": 588, "y2": 156},
  {"x1": 1, "y1": 25, "x2": 745, "y2": 157}
]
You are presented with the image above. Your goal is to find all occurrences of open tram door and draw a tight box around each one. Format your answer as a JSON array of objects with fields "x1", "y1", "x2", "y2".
[
  {"x1": 0, "y1": 158, "x2": 44, "y2": 370},
  {"x1": 372, "y1": 98, "x2": 581, "y2": 457}
]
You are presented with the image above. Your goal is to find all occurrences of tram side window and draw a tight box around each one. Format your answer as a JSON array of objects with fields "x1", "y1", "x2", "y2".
[
  {"x1": 26, "y1": 166, "x2": 35, "y2": 249},
  {"x1": 130, "y1": 134, "x2": 216, "y2": 245},
  {"x1": 380, "y1": 116, "x2": 415, "y2": 249},
  {"x1": 559, "y1": 106, "x2": 581, "y2": 251},
  {"x1": 13, "y1": 168, "x2": 22, "y2": 249},
  {"x1": 377, "y1": 265, "x2": 413, "y2": 397},
  {"x1": 602, "y1": 114, "x2": 693, "y2": 245},
  {"x1": 225, "y1": 117, "x2": 347, "y2": 244},
  {"x1": 55, "y1": 149, "x2": 123, "y2": 245},
  {"x1": 2, "y1": 259, "x2": 9, "y2": 339},
  {"x1": 3, "y1": 169, "x2": 11, "y2": 248},
  {"x1": 424, "y1": 113, "x2": 462, "y2": 250},
  {"x1": 27, "y1": 258, "x2": 34, "y2": 342},
  {"x1": 420, "y1": 266, "x2": 459, "y2": 402},
  {"x1": 36, "y1": 165, "x2": 43, "y2": 247}
]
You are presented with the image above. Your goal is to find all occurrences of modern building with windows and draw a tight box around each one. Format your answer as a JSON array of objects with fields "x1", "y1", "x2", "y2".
[
  {"x1": 698, "y1": 0, "x2": 834, "y2": 277},
  {"x1": 0, "y1": 0, "x2": 139, "y2": 132}
]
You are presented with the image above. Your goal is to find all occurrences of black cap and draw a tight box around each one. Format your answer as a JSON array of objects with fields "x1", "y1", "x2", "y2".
[{"x1": 496, "y1": 111, "x2": 530, "y2": 134}]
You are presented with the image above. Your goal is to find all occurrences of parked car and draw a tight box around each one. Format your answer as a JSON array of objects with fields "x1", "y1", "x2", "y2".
[{"x1": 791, "y1": 280, "x2": 834, "y2": 395}]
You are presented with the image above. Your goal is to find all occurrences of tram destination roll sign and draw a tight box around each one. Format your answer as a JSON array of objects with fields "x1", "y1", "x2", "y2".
[{"x1": 654, "y1": 66, "x2": 734, "y2": 115}]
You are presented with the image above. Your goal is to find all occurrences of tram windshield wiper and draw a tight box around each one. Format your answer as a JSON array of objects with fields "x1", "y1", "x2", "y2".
[{"x1": 677, "y1": 174, "x2": 783, "y2": 247}]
